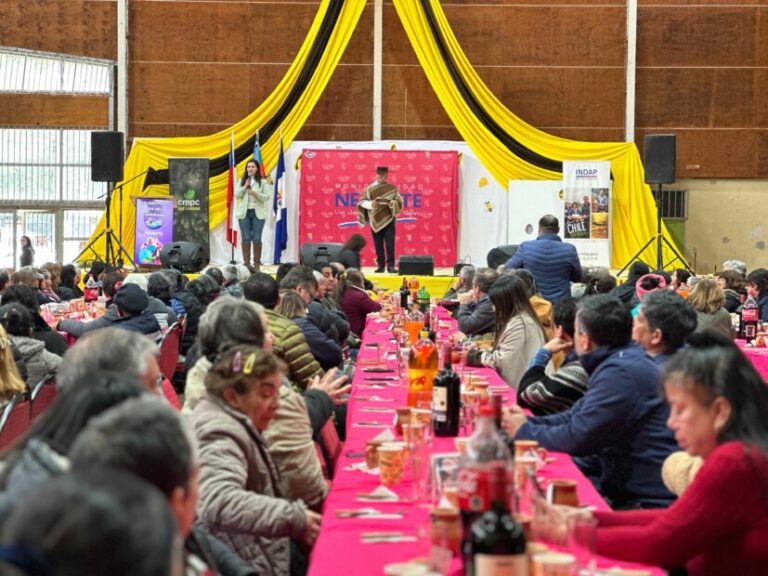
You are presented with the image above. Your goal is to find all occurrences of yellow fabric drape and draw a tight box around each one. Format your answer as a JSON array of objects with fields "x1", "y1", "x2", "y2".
[
  {"x1": 81, "y1": 0, "x2": 366, "y2": 264},
  {"x1": 393, "y1": 0, "x2": 679, "y2": 269}
]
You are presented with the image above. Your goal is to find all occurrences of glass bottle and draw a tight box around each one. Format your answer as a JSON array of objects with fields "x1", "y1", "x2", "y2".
[
  {"x1": 407, "y1": 329, "x2": 438, "y2": 409},
  {"x1": 466, "y1": 462, "x2": 528, "y2": 576},
  {"x1": 433, "y1": 343, "x2": 461, "y2": 437}
]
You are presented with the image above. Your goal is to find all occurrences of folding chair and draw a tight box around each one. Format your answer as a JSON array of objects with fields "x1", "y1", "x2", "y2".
[
  {"x1": 158, "y1": 321, "x2": 183, "y2": 382},
  {"x1": 0, "y1": 395, "x2": 31, "y2": 450},
  {"x1": 30, "y1": 372, "x2": 57, "y2": 421}
]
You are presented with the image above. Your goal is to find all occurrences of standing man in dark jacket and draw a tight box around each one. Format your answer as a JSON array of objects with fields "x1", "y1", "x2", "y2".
[
  {"x1": 456, "y1": 267, "x2": 498, "y2": 337},
  {"x1": 505, "y1": 215, "x2": 582, "y2": 302},
  {"x1": 505, "y1": 295, "x2": 678, "y2": 509}
]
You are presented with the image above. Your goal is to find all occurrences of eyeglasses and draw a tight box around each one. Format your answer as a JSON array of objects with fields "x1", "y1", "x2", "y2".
[{"x1": 156, "y1": 373, "x2": 165, "y2": 394}]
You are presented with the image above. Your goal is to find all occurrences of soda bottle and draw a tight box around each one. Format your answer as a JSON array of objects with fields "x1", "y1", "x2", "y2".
[
  {"x1": 408, "y1": 276, "x2": 420, "y2": 302},
  {"x1": 407, "y1": 329, "x2": 438, "y2": 408},
  {"x1": 433, "y1": 343, "x2": 461, "y2": 437},
  {"x1": 740, "y1": 296, "x2": 759, "y2": 341},
  {"x1": 84, "y1": 274, "x2": 98, "y2": 303},
  {"x1": 417, "y1": 285, "x2": 430, "y2": 313},
  {"x1": 458, "y1": 405, "x2": 513, "y2": 564}
]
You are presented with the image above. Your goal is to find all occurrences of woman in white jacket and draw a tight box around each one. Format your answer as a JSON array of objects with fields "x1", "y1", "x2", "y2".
[
  {"x1": 234, "y1": 159, "x2": 271, "y2": 272},
  {"x1": 467, "y1": 275, "x2": 550, "y2": 389}
]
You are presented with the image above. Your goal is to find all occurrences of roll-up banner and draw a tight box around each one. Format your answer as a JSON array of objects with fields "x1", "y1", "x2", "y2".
[{"x1": 169, "y1": 158, "x2": 210, "y2": 255}]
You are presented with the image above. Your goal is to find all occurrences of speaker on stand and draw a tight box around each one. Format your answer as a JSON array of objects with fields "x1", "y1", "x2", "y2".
[
  {"x1": 77, "y1": 131, "x2": 138, "y2": 268},
  {"x1": 617, "y1": 134, "x2": 692, "y2": 275}
]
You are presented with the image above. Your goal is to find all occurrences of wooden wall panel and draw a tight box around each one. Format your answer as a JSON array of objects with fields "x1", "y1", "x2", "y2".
[
  {"x1": 130, "y1": 2, "x2": 317, "y2": 64},
  {"x1": 636, "y1": 129, "x2": 757, "y2": 178},
  {"x1": 0, "y1": 94, "x2": 108, "y2": 127},
  {"x1": 758, "y1": 8, "x2": 768, "y2": 66},
  {"x1": 493, "y1": 68, "x2": 625, "y2": 129},
  {"x1": 1, "y1": 1, "x2": 116, "y2": 59},
  {"x1": 496, "y1": 7, "x2": 626, "y2": 67},
  {"x1": 636, "y1": 68, "x2": 755, "y2": 127},
  {"x1": 758, "y1": 70, "x2": 768, "y2": 127},
  {"x1": 130, "y1": 63, "x2": 252, "y2": 127},
  {"x1": 637, "y1": 7, "x2": 757, "y2": 67},
  {"x1": 298, "y1": 124, "x2": 374, "y2": 142},
  {"x1": 757, "y1": 131, "x2": 768, "y2": 177},
  {"x1": 381, "y1": 66, "x2": 452, "y2": 128}
]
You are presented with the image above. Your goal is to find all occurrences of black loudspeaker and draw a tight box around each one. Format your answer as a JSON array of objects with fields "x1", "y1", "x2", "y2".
[
  {"x1": 159, "y1": 241, "x2": 209, "y2": 273},
  {"x1": 299, "y1": 242, "x2": 343, "y2": 267},
  {"x1": 644, "y1": 134, "x2": 676, "y2": 184},
  {"x1": 398, "y1": 255, "x2": 434, "y2": 276},
  {"x1": 91, "y1": 131, "x2": 125, "y2": 182},
  {"x1": 486, "y1": 245, "x2": 519, "y2": 269}
]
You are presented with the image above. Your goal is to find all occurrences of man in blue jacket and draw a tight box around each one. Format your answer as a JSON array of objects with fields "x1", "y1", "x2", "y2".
[
  {"x1": 632, "y1": 290, "x2": 697, "y2": 366},
  {"x1": 504, "y1": 295, "x2": 678, "y2": 509},
  {"x1": 505, "y1": 215, "x2": 582, "y2": 302}
]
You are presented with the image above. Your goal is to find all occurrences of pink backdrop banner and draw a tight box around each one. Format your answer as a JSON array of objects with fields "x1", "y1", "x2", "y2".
[{"x1": 299, "y1": 149, "x2": 459, "y2": 267}]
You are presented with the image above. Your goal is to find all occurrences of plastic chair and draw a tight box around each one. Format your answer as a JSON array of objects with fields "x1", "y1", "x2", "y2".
[
  {"x1": 158, "y1": 321, "x2": 183, "y2": 381},
  {"x1": 30, "y1": 372, "x2": 57, "y2": 421},
  {"x1": 0, "y1": 395, "x2": 31, "y2": 451}
]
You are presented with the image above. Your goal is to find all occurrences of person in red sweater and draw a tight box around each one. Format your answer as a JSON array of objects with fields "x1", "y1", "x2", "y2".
[
  {"x1": 540, "y1": 331, "x2": 768, "y2": 575},
  {"x1": 335, "y1": 270, "x2": 381, "y2": 338}
]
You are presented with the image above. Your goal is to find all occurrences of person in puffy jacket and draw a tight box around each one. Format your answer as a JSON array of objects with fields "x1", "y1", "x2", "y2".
[{"x1": 0, "y1": 303, "x2": 60, "y2": 387}]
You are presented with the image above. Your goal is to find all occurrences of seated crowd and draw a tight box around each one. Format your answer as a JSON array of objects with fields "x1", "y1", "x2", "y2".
[{"x1": 0, "y1": 221, "x2": 764, "y2": 575}]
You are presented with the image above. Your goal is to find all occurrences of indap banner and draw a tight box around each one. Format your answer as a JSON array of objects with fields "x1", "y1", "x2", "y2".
[{"x1": 299, "y1": 149, "x2": 459, "y2": 267}]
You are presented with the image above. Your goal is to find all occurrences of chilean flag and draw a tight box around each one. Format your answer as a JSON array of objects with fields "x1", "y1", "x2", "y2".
[{"x1": 225, "y1": 130, "x2": 237, "y2": 247}]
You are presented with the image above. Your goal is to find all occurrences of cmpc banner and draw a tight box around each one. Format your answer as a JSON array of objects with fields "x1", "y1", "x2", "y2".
[
  {"x1": 169, "y1": 157, "x2": 211, "y2": 256},
  {"x1": 299, "y1": 149, "x2": 458, "y2": 267}
]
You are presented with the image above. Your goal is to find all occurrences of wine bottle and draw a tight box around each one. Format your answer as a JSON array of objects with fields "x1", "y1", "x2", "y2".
[
  {"x1": 400, "y1": 277, "x2": 409, "y2": 310},
  {"x1": 467, "y1": 463, "x2": 527, "y2": 576},
  {"x1": 433, "y1": 344, "x2": 461, "y2": 437}
]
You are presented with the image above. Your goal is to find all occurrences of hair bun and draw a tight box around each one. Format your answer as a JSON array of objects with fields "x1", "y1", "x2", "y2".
[{"x1": 686, "y1": 330, "x2": 734, "y2": 349}]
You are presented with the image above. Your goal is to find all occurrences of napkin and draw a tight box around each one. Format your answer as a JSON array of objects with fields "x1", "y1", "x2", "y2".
[
  {"x1": 335, "y1": 508, "x2": 404, "y2": 519},
  {"x1": 343, "y1": 461, "x2": 380, "y2": 475},
  {"x1": 352, "y1": 395, "x2": 395, "y2": 402},
  {"x1": 357, "y1": 485, "x2": 399, "y2": 502},
  {"x1": 370, "y1": 429, "x2": 396, "y2": 443}
]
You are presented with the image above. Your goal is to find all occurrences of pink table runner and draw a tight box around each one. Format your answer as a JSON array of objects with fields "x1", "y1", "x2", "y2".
[
  {"x1": 736, "y1": 339, "x2": 768, "y2": 382},
  {"x1": 309, "y1": 311, "x2": 662, "y2": 575}
]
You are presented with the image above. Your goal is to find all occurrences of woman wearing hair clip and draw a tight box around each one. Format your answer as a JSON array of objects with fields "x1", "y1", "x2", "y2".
[{"x1": 192, "y1": 346, "x2": 321, "y2": 576}]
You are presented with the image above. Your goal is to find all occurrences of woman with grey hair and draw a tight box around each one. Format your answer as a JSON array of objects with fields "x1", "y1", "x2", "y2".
[
  {"x1": 221, "y1": 264, "x2": 242, "y2": 298},
  {"x1": 183, "y1": 297, "x2": 332, "y2": 511},
  {"x1": 192, "y1": 347, "x2": 320, "y2": 575}
]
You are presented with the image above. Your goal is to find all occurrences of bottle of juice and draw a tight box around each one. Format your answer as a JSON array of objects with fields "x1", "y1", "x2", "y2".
[
  {"x1": 407, "y1": 329, "x2": 438, "y2": 408},
  {"x1": 408, "y1": 276, "x2": 420, "y2": 302}
]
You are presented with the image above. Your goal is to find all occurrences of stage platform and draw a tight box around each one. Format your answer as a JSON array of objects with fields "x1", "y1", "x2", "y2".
[{"x1": 258, "y1": 265, "x2": 458, "y2": 296}]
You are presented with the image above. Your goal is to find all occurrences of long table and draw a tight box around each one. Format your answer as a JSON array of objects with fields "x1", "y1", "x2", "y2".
[
  {"x1": 309, "y1": 311, "x2": 663, "y2": 575},
  {"x1": 737, "y1": 340, "x2": 768, "y2": 382}
]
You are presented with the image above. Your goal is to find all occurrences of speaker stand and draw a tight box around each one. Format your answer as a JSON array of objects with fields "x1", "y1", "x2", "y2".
[
  {"x1": 77, "y1": 181, "x2": 136, "y2": 269},
  {"x1": 618, "y1": 183, "x2": 693, "y2": 276}
]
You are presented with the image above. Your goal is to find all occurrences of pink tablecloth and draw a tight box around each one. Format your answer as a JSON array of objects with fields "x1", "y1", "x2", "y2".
[
  {"x1": 309, "y1": 312, "x2": 662, "y2": 575},
  {"x1": 737, "y1": 340, "x2": 768, "y2": 382}
]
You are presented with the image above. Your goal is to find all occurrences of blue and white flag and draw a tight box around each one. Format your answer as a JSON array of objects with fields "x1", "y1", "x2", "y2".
[{"x1": 272, "y1": 138, "x2": 288, "y2": 263}]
